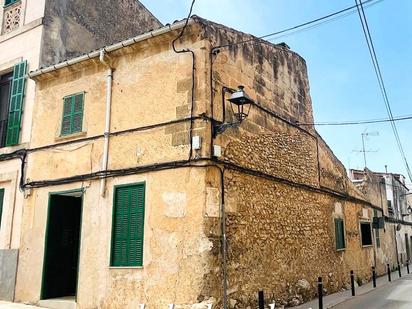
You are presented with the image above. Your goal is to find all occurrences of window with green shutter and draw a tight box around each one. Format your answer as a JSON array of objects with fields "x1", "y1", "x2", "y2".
[
  {"x1": 61, "y1": 93, "x2": 84, "y2": 136},
  {"x1": 6, "y1": 60, "x2": 27, "y2": 146},
  {"x1": 335, "y1": 218, "x2": 346, "y2": 250},
  {"x1": 111, "y1": 183, "x2": 145, "y2": 267},
  {"x1": 0, "y1": 189, "x2": 4, "y2": 229}
]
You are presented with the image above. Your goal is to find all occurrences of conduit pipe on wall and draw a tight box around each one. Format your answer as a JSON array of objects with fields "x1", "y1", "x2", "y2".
[{"x1": 99, "y1": 50, "x2": 113, "y2": 197}]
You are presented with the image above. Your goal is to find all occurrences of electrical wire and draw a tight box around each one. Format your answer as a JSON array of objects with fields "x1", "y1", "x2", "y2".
[
  {"x1": 172, "y1": 0, "x2": 196, "y2": 161},
  {"x1": 298, "y1": 114, "x2": 412, "y2": 126},
  {"x1": 355, "y1": 0, "x2": 412, "y2": 182},
  {"x1": 213, "y1": 0, "x2": 383, "y2": 50}
]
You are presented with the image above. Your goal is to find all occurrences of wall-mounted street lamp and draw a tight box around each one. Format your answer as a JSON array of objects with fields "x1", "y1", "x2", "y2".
[
  {"x1": 213, "y1": 85, "x2": 254, "y2": 137},
  {"x1": 401, "y1": 206, "x2": 412, "y2": 217}
]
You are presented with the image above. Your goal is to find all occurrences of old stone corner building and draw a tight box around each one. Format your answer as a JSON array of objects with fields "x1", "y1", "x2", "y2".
[{"x1": 2, "y1": 12, "x2": 409, "y2": 309}]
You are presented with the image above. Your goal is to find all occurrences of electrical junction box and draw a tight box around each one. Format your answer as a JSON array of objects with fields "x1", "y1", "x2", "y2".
[{"x1": 192, "y1": 136, "x2": 201, "y2": 150}]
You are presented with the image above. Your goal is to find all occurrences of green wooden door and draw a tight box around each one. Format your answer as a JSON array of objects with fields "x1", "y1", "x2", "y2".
[{"x1": 111, "y1": 183, "x2": 145, "y2": 267}]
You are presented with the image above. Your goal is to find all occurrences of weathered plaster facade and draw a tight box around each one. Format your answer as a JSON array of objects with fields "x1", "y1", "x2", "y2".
[
  {"x1": 0, "y1": 0, "x2": 162, "y2": 302},
  {"x1": 11, "y1": 17, "x2": 398, "y2": 308}
]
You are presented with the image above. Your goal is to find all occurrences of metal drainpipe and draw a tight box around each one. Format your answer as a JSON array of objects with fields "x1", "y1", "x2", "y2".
[{"x1": 99, "y1": 50, "x2": 113, "y2": 197}]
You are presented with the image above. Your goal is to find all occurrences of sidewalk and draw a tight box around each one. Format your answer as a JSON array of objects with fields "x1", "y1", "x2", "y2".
[
  {"x1": 0, "y1": 302, "x2": 46, "y2": 308},
  {"x1": 289, "y1": 266, "x2": 411, "y2": 309}
]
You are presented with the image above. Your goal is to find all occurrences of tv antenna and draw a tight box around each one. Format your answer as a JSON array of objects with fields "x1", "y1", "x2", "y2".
[{"x1": 352, "y1": 130, "x2": 379, "y2": 168}]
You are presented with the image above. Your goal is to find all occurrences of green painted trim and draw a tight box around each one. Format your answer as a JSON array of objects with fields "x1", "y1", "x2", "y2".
[
  {"x1": 40, "y1": 188, "x2": 84, "y2": 300},
  {"x1": 48, "y1": 188, "x2": 85, "y2": 197},
  {"x1": 334, "y1": 218, "x2": 346, "y2": 250},
  {"x1": 40, "y1": 192, "x2": 53, "y2": 300},
  {"x1": 74, "y1": 192, "x2": 84, "y2": 302},
  {"x1": 0, "y1": 188, "x2": 4, "y2": 230},
  {"x1": 110, "y1": 181, "x2": 146, "y2": 267},
  {"x1": 62, "y1": 91, "x2": 85, "y2": 100}
]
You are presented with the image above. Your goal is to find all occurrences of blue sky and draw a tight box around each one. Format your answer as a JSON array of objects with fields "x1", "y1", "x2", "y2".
[{"x1": 143, "y1": 0, "x2": 412, "y2": 181}]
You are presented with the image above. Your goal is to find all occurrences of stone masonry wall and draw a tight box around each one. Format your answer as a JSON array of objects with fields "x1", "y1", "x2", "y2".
[
  {"x1": 200, "y1": 19, "x2": 375, "y2": 307},
  {"x1": 203, "y1": 168, "x2": 374, "y2": 308},
  {"x1": 40, "y1": 0, "x2": 162, "y2": 66}
]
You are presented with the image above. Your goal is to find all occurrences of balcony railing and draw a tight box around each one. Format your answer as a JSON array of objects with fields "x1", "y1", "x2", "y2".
[{"x1": 2, "y1": 1, "x2": 21, "y2": 35}]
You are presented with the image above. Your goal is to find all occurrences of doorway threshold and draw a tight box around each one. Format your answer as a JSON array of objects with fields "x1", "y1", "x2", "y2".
[{"x1": 38, "y1": 297, "x2": 76, "y2": 309}]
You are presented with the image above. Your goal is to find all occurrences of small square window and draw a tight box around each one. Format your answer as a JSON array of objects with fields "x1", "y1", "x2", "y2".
[
  {"x1": 335, "y1": 218, "x2": 346, "y2": 250},
  {"x1": 61, "y1": 93, "x2": 84, "y2": 136},
  {"x1": 360, "y1": 221, "x2": 373, "y2": 246}
]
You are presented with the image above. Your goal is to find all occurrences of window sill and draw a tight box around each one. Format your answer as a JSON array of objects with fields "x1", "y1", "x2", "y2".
[
  {"x1": 55, "y1": 131, "x2": 87, "y2": 142},
  {"x1": 0, "y1": 142, "x2": 28, "y2": 156},
  {"x1": 362, "y1": 245, "x2": 373, "y2": 248},
  {"x1": 336, "y1": 248, "x2": 346, "y2": 252}
]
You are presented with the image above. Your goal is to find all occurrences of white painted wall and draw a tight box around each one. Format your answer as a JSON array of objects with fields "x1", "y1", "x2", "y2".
[{"x1": 0, "y1": 1, "x2": 45, "y2": 250}]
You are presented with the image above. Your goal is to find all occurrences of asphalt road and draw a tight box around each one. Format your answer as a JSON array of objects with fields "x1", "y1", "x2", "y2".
[{"x1": 334, "y1": 276, "x2": 412, "y2": 309}]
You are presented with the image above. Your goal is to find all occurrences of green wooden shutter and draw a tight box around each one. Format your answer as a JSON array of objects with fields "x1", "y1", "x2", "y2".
[
  {"x1": 111, "y1": 184, "x2": 145, "y2": 267},
  {"x1": 6, "y1": 60, "x2": 27, "y2": 146},
  {"x1": 61, "y1": 97, "x2": 73, "y2": 135},
  {"x1": 0, "y1": 189, "x2": 4, "y2": 229},
  {"x1": 61, "y1": 93, "x2": 84, "y2": 135},
  {"x1": 335, "y1": 218, "x2": 345, "y2": 250}
]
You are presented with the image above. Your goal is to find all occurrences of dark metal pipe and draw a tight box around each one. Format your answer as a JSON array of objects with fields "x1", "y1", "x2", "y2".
[
  {"x1": 398, "y1": 263, "x2": 402, "y2": 278},
  {"x1": 372, "y1": 266, "x2": 376, "y2": 288},
  {"x1": 387, "y1": 264, "x2": 392, "y2": 282},
  {"x1": 258, "y1": 290, "x2": 264, "y2": 309},
  {"x1": 350, "y1": 270, "x2": 355, "y2": 296},
  {"x1": 318, "y1": 277, "x2": 323, "y2": 309}
]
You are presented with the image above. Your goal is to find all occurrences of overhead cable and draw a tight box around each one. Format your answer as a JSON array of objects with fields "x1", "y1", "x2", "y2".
[
  {"x1": 355, "y1": 0, "x2": 412, "y2": 182},
  {"x1": 298, "y1": 114, "x2": 412, "y2": 126},
  {"x1": 214, "y1": 0, "x2": 383, "y2": 49}
]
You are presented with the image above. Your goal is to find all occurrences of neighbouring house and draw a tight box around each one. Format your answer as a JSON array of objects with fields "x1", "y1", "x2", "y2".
[
  {"x1": 351, "y1": 169, "x2": 412, "y2": 267},
  {"x1": 0, "y1": 0, "x2": 161, "y2": 301},
  {"x1": 350, "y1": 168, "x2": 406, "y2": 275},
  {"x1": 9, "y1": 15, "x2": 393, "y2": 308}
]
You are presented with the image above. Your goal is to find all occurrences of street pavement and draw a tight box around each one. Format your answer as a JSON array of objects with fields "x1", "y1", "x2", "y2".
[
  {"x1": 334, "y1": 276, "x2": 412, "y2": 309},
  {"x1": 290, "y1": 266, "x2": 412, "y2": 309},
  {"x1": 0, "y1": 302, "x2": 46, "y2": 308}
]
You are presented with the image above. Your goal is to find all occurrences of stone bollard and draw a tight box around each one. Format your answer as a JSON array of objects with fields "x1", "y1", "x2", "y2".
[
  {"x1": 269, "y1": 303, "x2": 275, "y2": 309},
  {"x1": 139, "y1": 305, "x2": 145, "y2": 309},
  {"x1": 169, "y1": 305, "x2": 174, "y2": 309}
]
